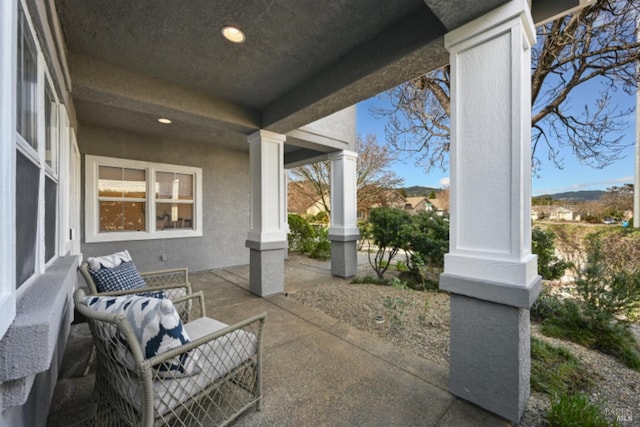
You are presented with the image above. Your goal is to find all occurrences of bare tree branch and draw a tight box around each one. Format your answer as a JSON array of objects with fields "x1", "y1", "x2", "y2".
[
  {"x1": 289, "y1": 133, "x2": 404, "y2": 216},
  {"x1": 376, "y1": 0, "x2": 640, "y2": 174}
]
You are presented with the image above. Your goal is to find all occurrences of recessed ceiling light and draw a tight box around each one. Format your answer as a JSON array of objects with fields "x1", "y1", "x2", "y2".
[
  {"x1": 158, "y1": 118, "x2": 172, "y2": 124},
  {"x1": 221, "y1": 25, "x2": 246, "y2": 43}
]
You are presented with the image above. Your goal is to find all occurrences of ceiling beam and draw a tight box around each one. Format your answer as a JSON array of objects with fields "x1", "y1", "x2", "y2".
[
  {"x1": 531, "y1": 0, "x2": 594, "y2": 25},
  {"x1": 424, "y1": 0, "x2": 510, "y2": 30},
  {"x1": 262, "y1": 8, "x2": 448, "y2": 134},
  {"x1": 68, "y1": 53, "x2": 260, "y2": 135}
]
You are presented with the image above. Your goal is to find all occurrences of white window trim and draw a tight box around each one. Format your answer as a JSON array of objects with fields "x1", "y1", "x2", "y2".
[
  {"x1": 57, "y1": 104, "x2": 71, "y2": 256},
  {"x1": 13, "y1": 0, "x2": 65, "y2": 293},
  {"x1": 0, "y1": 0, "x2": 17, "y2": 339},
  {"x1": 70, "y1": 133, "x2": 81, "y2": 258},
  {"x1": 85, "y1": 155, "x2": 203, "y2": 242}
]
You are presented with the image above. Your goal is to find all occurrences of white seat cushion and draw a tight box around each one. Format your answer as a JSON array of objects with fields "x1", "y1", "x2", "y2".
[{"x1": 113, "y1": 316, "x2": 258, "y2": 416}]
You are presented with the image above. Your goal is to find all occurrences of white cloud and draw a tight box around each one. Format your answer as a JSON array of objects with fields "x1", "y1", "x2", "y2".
[
  {"x1": 439, "y1": 177, "x2": 450, "y2": 188},
  {"x1": 535, "y1": 176, "x2": 634, "y2": 195}
]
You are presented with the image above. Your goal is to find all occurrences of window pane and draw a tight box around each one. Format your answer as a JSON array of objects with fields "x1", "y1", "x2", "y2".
[
  {"x1": 156, "y1": 172, "x2": 193, "y2": 200},
  {"x1": 156, "y1": 203, "x2": 193, "y2": 230},
  {"x1": 16, "y1": 8, "x2": 38, "y2": 149},
  {"x1": 45, "y1": 84, "x2": 58, "y2": 171},
  {"x1": 98, "y1": 166, "x2": 146, "y2": 198},
  {"x1": 99, "y1": 201, "x2": 146, "y2": 232},
  {"x1": 16, "y1": 152, "x2": 39, "y2": 287},
  {"x1": 123, "y1": 168, "x2": 146, "y2": 198},
  {"x1": 45, "y1": 176, "x2": 57, "y2": 262},
  {"x1": 98, "y1": 166, "x2": 123, "y2": 197}
]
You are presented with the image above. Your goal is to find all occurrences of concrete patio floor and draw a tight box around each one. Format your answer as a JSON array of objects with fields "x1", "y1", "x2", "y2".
[{"x1": 47, "y1": 253, "x2": 510, "y2": 426}]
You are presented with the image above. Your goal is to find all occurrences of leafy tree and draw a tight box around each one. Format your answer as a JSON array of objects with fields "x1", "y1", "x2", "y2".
[
  {"x1": 287, "y1": 214, "x2": 316, "y2": 252},
  {"x1": 532, "y1": 195, "x2": 555, "y2": 206},
  {"x1": 374, "y1": 0, "x2": 640, "y2": 173},
  {"x1": 577, "y1": 233, "x2": 640, "y2": 322},
  {"x1": 400, "y1": 212, "x2": 449, "y2": 279},
  {"x1": 532, "y1": 227, "x2": 572, "y2": 280},
  {"x1": 289, "y1": 133, "x2": 404, "y2": 215},
  {"x1": 602, "y1": 183, "x2": 634, "y2": 219},
  {"x1": 367, "y1": 208, "x2": 411, "y2": 279}
]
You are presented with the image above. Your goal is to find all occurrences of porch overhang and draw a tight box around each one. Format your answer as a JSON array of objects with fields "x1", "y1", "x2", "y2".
[{"x1": 53, "y1": 0, "x2": 581, "y2": 162}]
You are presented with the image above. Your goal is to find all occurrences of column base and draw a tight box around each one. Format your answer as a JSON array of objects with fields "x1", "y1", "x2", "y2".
[
  {"x1": 328, "y1": 233, "x2": 359, "y2": 278},
  {"x1": 442, "y1": 274, "x2": 541, "y2": 423},
  {"x1": 449, "y1": 294, "x2": 529, "y2": 422},
  {"x1": 246, "y1": 240, "x2": 287, "y2": 297}
]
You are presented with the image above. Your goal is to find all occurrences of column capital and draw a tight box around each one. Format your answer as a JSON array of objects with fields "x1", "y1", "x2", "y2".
[
  {"x1": 247, "y1": 129, "x2": 286, "y2": 145},
  {"x1": 328, "y1": 149, "x2": 357, "y2": 161},
  {"x1": 445, "y1": 0, "x2": 535, "y2": 51}
]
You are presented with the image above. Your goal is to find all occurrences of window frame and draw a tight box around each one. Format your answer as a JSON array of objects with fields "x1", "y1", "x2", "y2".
[
  {"x1": 13, "y1": 0, "x2": 66, "y2": 293},
  {"x1": 85, "y1": 155, "x2": 203, "y2": 242},
  {"x1": 0, "y1": 0, "x2": 17, "y2": 339}
]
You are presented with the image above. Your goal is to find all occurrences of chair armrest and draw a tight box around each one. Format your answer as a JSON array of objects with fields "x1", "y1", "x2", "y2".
[
  {"x1": 141, "y1": 268, "x2": 189, "y2": 288},
  {"x1": 88, "y1": 283, "x2": 190, "y2": 298},
  {"x1": 172, "y1": 291, "x2": 206, "y2": 322}
]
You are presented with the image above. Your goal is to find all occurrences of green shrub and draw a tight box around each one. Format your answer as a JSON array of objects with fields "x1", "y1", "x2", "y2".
[
  {"x1": 532, "y1": 227, "x2": 572, "y2": 280},
  {"x1": 313, "y1": 211, "x2": 329, "y2": 224},
  {"x1": 309, "y1": 227, "x2": 331, "y2": 260},
  {"x1": 532, "y1": 231, "x2": 640, "y2": 370},
  {"x1": 531, "y1": 285, "x2": 564, "y2": 323},
  {"x1": 389, "y1": 277, "x2": 408, "y2": 290},
  {"x1": 422, "y1": 278, "x2": 439, "y2": 291},
  {"x1": 382, "y1": 295, "x2": 409, "y2": 330},
  {"x1": 547, "y1": 393, "x2": 612, "y2": 427},
  {"x1": 577, "y1": 233, "x2": 640, "y2": 321},
  {"x1": 401, "y1": 212, "x2": 449, "y2": 277},
  {"x1": 367, "y1": 208, "x2": 411, "y2": 279},
  {"x1": 395, "y1": 260, "x2": 409, "y2": 272},
  {"x1": 350, "y1": 275, "x2": 388, "y2": 286},
  {"x1": 288, "y1": 214, "x2": 316, "y2": 252},
  {"x1": 530, "y1": 337, "x2": 592, "y2": 396},
  {"x1": 357, "y1": 221, "x2": 373, "y2": 250},
  {"x1": 539, "y1": 298, "x2": 640, "y2": 370}
]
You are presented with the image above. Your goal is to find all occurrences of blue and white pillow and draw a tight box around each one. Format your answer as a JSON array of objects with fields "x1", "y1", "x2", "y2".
[
  {"x1": 89, "y1": 260, "x2": 164, "y2": 299},
  {"x1": 85, "y1": 294, "x2": 197, "y2": 376}
]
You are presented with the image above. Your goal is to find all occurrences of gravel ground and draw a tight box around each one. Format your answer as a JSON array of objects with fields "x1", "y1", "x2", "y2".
[{"x1": 292, "y1": 281, "x2": 640, "y2": 426}]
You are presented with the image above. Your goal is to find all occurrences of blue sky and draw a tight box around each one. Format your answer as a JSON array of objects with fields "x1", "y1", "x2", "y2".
[{"x1": 356, "y1": 83, "x2": 637, "y2": 196}]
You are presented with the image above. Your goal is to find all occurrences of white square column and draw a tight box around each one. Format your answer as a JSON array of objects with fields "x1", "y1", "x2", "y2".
[
  {"x1": 439, "y1": 1, "x2": 541, "y2": 422},
  {"x1": 246, "y1": 130, "x2": 288, "y2": 296},
  {"x1": 328, "y1": 150, "x2": 360, "y2": 277}
]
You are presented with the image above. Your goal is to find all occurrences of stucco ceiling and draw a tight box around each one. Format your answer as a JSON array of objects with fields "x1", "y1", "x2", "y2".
[{"x1": 53, "y1": 0, "x2": 581, "y2": 155}]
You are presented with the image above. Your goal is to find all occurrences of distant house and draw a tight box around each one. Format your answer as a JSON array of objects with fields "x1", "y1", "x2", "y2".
[
  {"x1": 531, "y1": 205, "x2": 551, "y2": 221},
  {"x1": 287, "y1": 181, "x2": 329, "y2": 218},
  {"x1": 549, "y1": 206, "x2": 581, "y2": 222},
  {"x1": 357, "y1": 189, "x2": 406, "y2": 221},
  {"x1": 428, "y1": 197, "x2": 449, "y2": 216},
  {"x1": 404, "y1": 196, "x2": 435, "y2": 215}
]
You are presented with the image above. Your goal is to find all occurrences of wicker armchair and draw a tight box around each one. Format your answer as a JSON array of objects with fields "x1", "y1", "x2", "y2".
[
  {"x1": 79, "y1": 261, "x2": 194, "y2": 322},
  {"x1": 74, "y1": 288, "x2": 266, "y2": 426}
]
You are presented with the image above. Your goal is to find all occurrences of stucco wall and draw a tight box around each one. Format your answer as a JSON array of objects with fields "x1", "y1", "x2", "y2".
[
  {"x1": 79, "y1": 126, "x2": 251, "y2": 272},
  {"x1": 0, "y1": 255, "x2": 78, "y2": 426}
]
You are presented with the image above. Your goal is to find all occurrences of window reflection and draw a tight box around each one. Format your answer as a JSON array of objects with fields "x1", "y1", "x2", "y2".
[
  {"x1": 155, "y1": 172, "x2": 193, "y2": 200},
  {"x1": 156, "y1": 203, "x2": 193, "y2": 230},
  {"x1": 99, "y1": 167, "x2": 146, "y2": 198},
  {"x1": 98, "y1": 166, "x2": 146, "y2": 232},
  {"x1": 99, "y1": 201, "x2": 146, "y2": 232}
]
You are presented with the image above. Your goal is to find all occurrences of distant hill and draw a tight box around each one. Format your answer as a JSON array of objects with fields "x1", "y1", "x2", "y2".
[
  {"x1": 401, "y1": 186, "x2": 441, "y2": 197},
  {"x1": 401, "y1": 187, "x2": 604, "y2": 201},
  {"x1": 542, "y1": 190, "x2": 605, "y2": 201}
]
